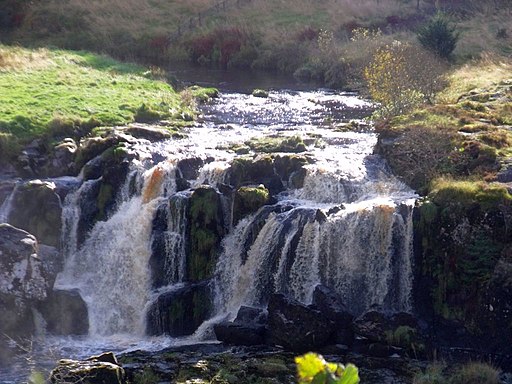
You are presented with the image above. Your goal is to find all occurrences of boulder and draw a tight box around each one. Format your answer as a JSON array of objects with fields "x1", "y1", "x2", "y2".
[
  {"x1": 50, "y1": 353, "x2": 125, "y2": 384},
  {"x1": 44, "y1": 138, "x2": 78, "y2": 177},
  {"x1": 353, "y1": 310, "x2": 424, "y2": 357},
  {"x1": 267, "y1": 293, "x2": 334, "y2": 352},
  {"x1": 233, "y1": 185, "x2": 270, "y2": 225},
  {"x1": 252, "y1": 89, "x2": 269, "y2": 98},
  {"x1": 146, "y1": 281, "x2": 212, "y2": 337},
  {"x1": 0, "y1": 224, "x2": 48, "y2": 301},
  {"x1": 177, "y1": 157, "x2": 204, "y2": 180},
  {"x1": 0, "y1": 224, "x2": 49, "y2": 339},
  {"x1": 214, "y1": 306, "x2": 267, "y2": 346},
  {"x1": 312, "y1": 285, "x2": 354, "y2": 345},
  {"x1": 8, "y1": 180, "x2": 62, "y2": 247},
  {"x1": 228, "y1": 156, "x2": 284, "y2": 195},
  {"x1": 38, "y1": 289, "x2": 89, "y2": 335},
  {"x1": 124, "y1": 125, "x2": 172, "y2": 142}
]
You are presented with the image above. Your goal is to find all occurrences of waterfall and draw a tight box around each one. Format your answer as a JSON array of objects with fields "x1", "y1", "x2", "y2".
[
  {"x1": 56, "y1": 163, "x2": 177, "y2": 336},
  {"x1": 0, "y1": 182, "x2": 19, "y2": 222}
]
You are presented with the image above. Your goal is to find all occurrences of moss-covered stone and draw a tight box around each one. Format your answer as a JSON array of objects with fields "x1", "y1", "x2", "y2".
[
  {"x1": 245, "y1": 136, "x2": 307, "y2": 154},
  {"x1": 252, "y1": 89, "x2": 269, "y2": 98},
  {"x1": 233, "y1": 186, "x2": 270, "y2": 225},
  {"x1": 414, "y1": 183, "x2": 512, "y2": 337},
  {"x1": 187, "y1": 186, "x2": 224, "y2": 282}
]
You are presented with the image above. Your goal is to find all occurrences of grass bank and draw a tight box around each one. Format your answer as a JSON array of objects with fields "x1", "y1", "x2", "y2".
[
  {"x1": 377, "y1": 55, "x2": 512, "y2": 194},
  {"x1": 0, "y1": 45, "x2": 194, "y2": 159}
]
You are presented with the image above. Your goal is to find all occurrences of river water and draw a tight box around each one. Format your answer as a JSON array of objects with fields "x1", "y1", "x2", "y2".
[{"x1": 0, "y1": 68, "x2": 417, "y2": 383}]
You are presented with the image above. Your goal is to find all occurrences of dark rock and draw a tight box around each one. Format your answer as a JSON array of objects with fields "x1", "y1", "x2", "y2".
[
  {"x1": 146, "y1": 281, "x2": 212, "y2": 337},
  {"x1": 214, "y1": 306, "x2": 267, "y2": 346},
  {"x1": 228, "y1": 156, "x2": 284, "y2": 195},
  {"x1": 87, "y1": 352, "x2": 119, "y2": 365},
  {"x1": 252, "y1": 89, "x2": 269, "y2": 98},
  {"x1": 124, "y1": 125, "x2": 172, "y2": 142},
  {"x1": 177, "y1": 157, "x2": 204, "y2": 180},
  {"x1": 8, "y1": 180, "x2": 62, "y2": 247},
  {"x1": 312, "y1": 285, "x2": 354, "y2": 345},
  {"x1": 74, "y1": 134, "x2": 130, "y2": 172},
  {"x1": 38, "y1": 244, "x2": 62, "y2": 287},
  {"x1": 44, "y1": 138, "x2": 77, "y2": 177},
  {"x1": 38, "y1": 289, "x2": 89, "y2": 335},
  {"x1": 273, "y1": 154, "x2": 310, "y2": 188},
  {"x1": 187, "y1": 186, "x2": 224, "y2": 282},
  {"x1": 50, "y1": 355, "x2": 125, "y2": 384},
  {"x1": 267, "y1": 293, "x2": 334, "y2": 352}
]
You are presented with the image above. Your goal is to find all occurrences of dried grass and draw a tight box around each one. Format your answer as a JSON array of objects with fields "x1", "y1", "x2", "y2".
[{"x1": 0, "y1": 46, "x2": 53, "y2": 71}]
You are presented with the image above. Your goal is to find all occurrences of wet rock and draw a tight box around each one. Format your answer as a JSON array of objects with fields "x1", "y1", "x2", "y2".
[
  {"x1": 312, "y1": 285, "x2": 354, "y2": 345},
  {"x1": 74, "y1": 133, "x2": 130, "y2": 172},
  {"x1": 0, "y1": 224, "x2": 49, "y2": 339},
  {"x1": 497, "y1": 158, "x2": 512, "y2": 182},
  {"x1": 187, "y1": 186, "x2": 224, "y2": 282},
  {"x1": 16, "y1": 139, "x2": 48, "y2": 178},
  {"x1": 124, "y1": 125, "x2": 172, "y2": 142},
  {"x1": 353, "y1": 311, "x2": 424, "y2": 357},
  {"x1": 228, "y1": 156, "x2": 282, "y2": 195},
  {"x1": 214, "y1": 306, "x2": 267, "y2": 346},
  {"x1": 146, "y1": 281, "x2": 212, "y2": 337},
  {"x1": 252, "y1": 89, "x2": 269, "y2": 98},
  {"x1": 273, "y1": 154, "x2": 310, "y2": 188},
  {"x1": 177, "y1": 157, "x2": 204, "y2": 180},
  {"x1": 233, "y1": 185, "x2": 270, "y2": 225},
  {"x1": 267, "y1": 293, "x2": 334, "y2": 352},
  {"x1": 8, "y1": 179, "x2": 62, "y2": 247},
  {"x1": 44, "y1": 138, "x2": 78, "y2": 177},
  {"x1": 38, "y1": 289, "x2": 89, "y2": 335},
  {"x1": 50, "y1": 354, "x2": 125, "y2": 384}
]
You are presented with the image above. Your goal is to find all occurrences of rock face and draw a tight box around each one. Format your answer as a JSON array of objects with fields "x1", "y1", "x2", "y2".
[
  {"x1": 214, "y1": 306, "x2": 267, "y2": 346},
  {"x1": 50, "y1": 352, "x2": 125, "y2": 384},
  {"x1": 312, "y1": 284, "x2": 354, "y2": 345},
  {"x1": 267, "y1": 293, "x2": 334, "y2": 352},
  {"x1": 0, "y1": 224, "x2": 49, "y2": 339},
  {"x1": 146, "y1": 281, "x2": 212, "y2": 337},
  {"x1": 38, "y1": 289, "x2": 89, "y2": 335},
  {"x1": 7, "y1": 180, "x2": 62, "y2": 247}
]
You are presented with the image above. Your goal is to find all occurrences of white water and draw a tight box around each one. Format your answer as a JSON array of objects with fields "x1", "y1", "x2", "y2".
[
  {"x1": 0, "y1": 182, "x2": 18, "y2": 222},
  {"x1": 1, "y1": 88, "x2": 418, "y2": 382}
]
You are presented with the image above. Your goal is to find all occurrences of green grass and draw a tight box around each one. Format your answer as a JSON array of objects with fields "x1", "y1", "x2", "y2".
[{"x1": 0, "y1": 45, "x2": 186, "y2": 142}]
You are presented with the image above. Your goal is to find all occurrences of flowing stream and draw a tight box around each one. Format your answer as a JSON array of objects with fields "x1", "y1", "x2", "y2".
[{"x1": 0, "y1": 77, "x2": 418, "y2": 382}]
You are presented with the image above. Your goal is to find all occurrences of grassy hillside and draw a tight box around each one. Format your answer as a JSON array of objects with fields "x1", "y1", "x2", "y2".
[
  {"x1": 0, "y1": 45, "x2": 194, "y2": 159},
  {"x1": 4, "y1": 0, "x2": 510, "y2": 91}
]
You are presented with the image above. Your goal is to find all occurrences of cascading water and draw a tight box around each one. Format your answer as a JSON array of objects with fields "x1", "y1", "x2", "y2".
[{"x1": 0, "y1": 83, "x2": 418, "y2": 383}]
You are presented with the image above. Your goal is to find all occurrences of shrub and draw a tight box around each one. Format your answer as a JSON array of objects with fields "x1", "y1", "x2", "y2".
[
  {"x1": 413, "y1": 363, "x2": 447, "y2": 384},
  {"x1": 417, "y1": 12, "x2": 459, "y2": 59},
  {"x1": 364, "y1": 41, "x2": 446, "y2": 118},
  {"x1": 449, "y1": 362, "x2": 500, "y2": 384},
  {"x1": 295, "y1": 353, "x2": 359, "y2": 384}
]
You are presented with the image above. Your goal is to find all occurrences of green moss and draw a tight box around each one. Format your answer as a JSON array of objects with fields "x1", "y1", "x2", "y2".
[
  {"x1": 97, "y1": 183, "x2": 114, "y2": 221},
  {"x1": 233, "y1": 186, "x2": 270, "y2": 223},
  {"x1": 189, "y1": 85, "x2": 219, "y2": 103},
  {"x1": 133, "y1": 368, "x2": 161, "y2": 384},
  {"x1": 188, "y1": 187, "x2": 223, "y2": 282},
  {"x1": 245, "y1": 135, "x2": 307, "y2": 153},
  {"x1": 430, "y1": 179, "x2": 511, "y2": 211}
]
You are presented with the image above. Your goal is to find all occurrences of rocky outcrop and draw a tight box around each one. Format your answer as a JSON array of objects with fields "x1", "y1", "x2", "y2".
[
  {"x1": 146, "y1": 281, "x2": 212, "y2": 337},
  {"x1": 0, "y1": 224, "x2": 49, "y2": 339},
  {"x1": 7, "y1": 180, "x2": 62, "y2": 247},
  {"x1": 50, "y1": 352, "x2": 125, "y2": 384},
  {"x1": 214, "y1": 306, "x2": 267, "y2": 346},
  {"x1": 38, "y1": 289, "x2": 89, "y2": 335},
  {"x1": 267, "y1": 293, "x2": 334, "y2": 352},
  {"x1": 187, "y1": 186, "x2": 224, "y2": 282},
  {"x1": 233, "y1": 185, "x2": 270, "y2": 224}
]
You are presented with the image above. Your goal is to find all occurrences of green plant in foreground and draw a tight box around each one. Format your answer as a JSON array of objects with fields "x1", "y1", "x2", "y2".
[{"x1": 295, "y1": 352, "x2": 359, "y2": 384}]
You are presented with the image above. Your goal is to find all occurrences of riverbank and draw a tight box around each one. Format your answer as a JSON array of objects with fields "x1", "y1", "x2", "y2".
[{"x1": 0, "y1": 45, "x2": 199, "y2": 164}]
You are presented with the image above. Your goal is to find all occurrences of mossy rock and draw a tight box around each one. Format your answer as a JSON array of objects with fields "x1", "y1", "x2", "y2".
[
  {"x1": 233, "y1": 186, "x2": 270, "y2": 225},
  {"x1": 252, "y1": 89, "x2": 269, "y2": 98},
  {"x1": 245, "y1": 136, "x2": 307, "y2": 154},
  {"x1": 187, "y1": 186, "x2": 224, "y2": 282}
]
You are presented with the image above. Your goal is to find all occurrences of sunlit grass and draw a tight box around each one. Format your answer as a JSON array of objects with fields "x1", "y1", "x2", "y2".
[{"x1": 0, "y1": 45, "x2": 183, "y2": 141}]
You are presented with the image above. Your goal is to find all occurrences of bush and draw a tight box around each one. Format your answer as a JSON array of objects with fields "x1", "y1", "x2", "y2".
[
  {"x1": 449, "y1": 362, "x2": 500, "y2": 384},
  {"x1": 417, "y1": 12, "x2": 459, "y2": 59},
  {"x1": 364, "y1": 41, "x2": 446, "y2": 118},
  {"x1": 413, "y1": 363, "x2": 447, "y2": 384},
  {"x1": 295, "y1": 353, "x2": 359, "y2": 384}
]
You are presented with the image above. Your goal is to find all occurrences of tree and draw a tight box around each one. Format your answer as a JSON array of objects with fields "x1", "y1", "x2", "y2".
[
  {"x1": 364, "y1": 41, "x2": 446, "y2": 118},
  {"x1": 417, "y1": 12, "x2": 459, "y2": 59}
]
